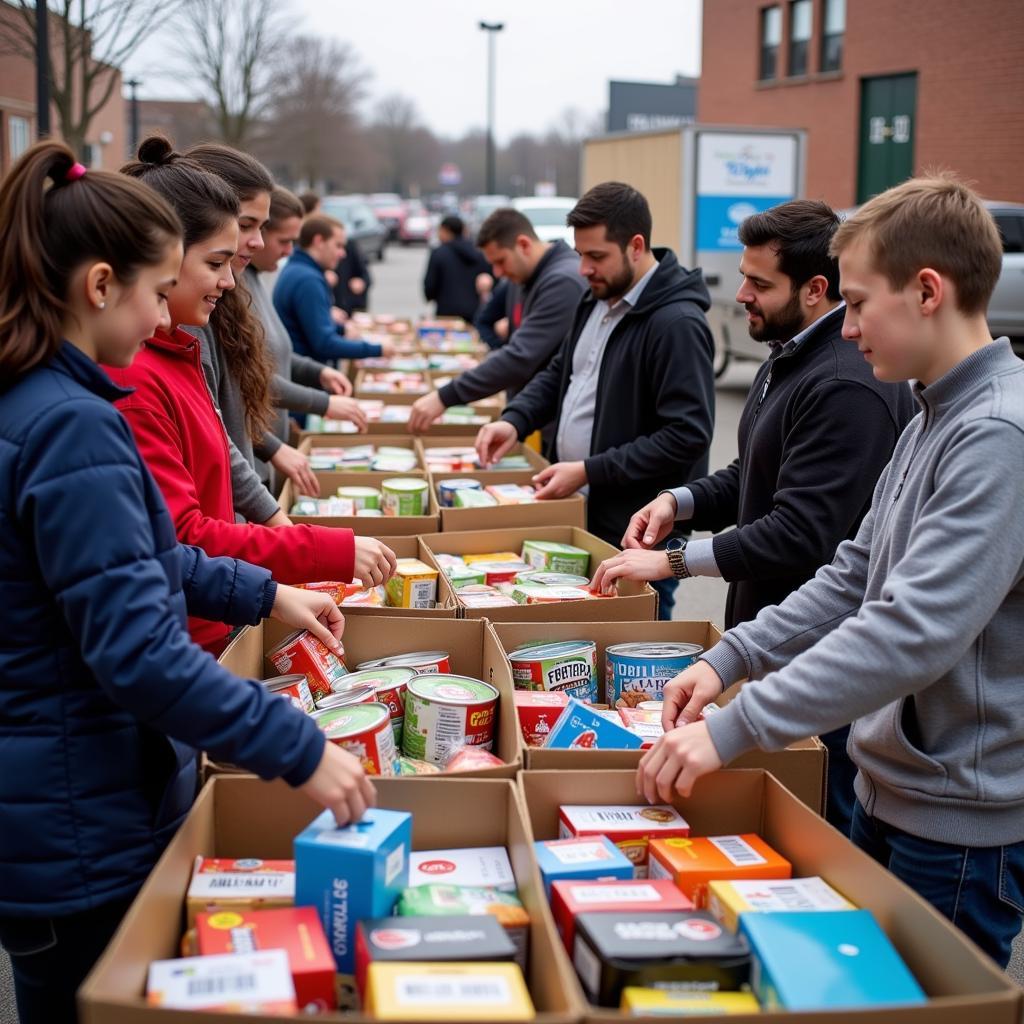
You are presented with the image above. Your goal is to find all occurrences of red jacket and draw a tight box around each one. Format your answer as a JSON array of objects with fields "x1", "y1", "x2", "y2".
[{"x1": 108, "y1": 328, "x2": 354, "y2": 652}]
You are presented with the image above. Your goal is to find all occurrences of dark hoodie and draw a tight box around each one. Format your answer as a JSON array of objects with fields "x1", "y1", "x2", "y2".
[
  {"x1": 502, "y1": 248, "x2": 715, "y2": 545},
  {"x1": 423, "y1": 236, "x2": 492, "y2": 321}
]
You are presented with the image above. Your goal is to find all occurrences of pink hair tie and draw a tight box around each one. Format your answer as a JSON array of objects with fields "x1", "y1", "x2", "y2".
[{"x1": 65, "y1": 162, "x2": 87, "y2": 182}]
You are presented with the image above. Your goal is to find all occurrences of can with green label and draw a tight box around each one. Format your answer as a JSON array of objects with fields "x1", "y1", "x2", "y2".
[
  {"x1": 336, "y1": 485, "x2": 381, "y2": 511},
  {"x1": 381, "y1": 477, "x2": 429, "y2": 516},
  {"x1": 402, "y1": 674, "x2": 499, "y2": 765}
]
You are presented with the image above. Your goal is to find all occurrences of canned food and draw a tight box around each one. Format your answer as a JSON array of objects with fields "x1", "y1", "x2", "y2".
[
  {"x1": 261, "y1": 674, "x2": 315, "y2": 715},
  {"x1": 438, "y1": 478, "x2": 482, "y2": 508},
  {"x1": 356, "y1": 651, "x2": 452, "y2": 674},
  {"x1": 381, "y1": 477, "x2": 429, "y2": 516},
  {"x1": 605, "y1": 642, "x2": 704, "y2": 707},
  {"x1": 315, "y1": 702, "x2": 398, "y2": 775},
  {"x1": 333, "y1": 666, "x2": 415, "y2": 744},
  {"x1": 474, "y1": 561, "x2": 532, "y2": 587},
  {"x1": 637, "y1": 701, "x2": 663, "y2": 712},
  {"x1": 514, "y1": 571, "x2": 591, "y2": 587},
  {"x1": 266, "y1": 629, "x2": 348, "y2": 701},
  {"x1": 402, "y1": 674, "x2": 499, "y2": 766},
  {"x1": 508, "y1": 641, "x2": 598, "y2": 704},
  {"x1": 336, "y1": 485, "x2": 381, "y2": 511},
  {"x1": 314, "y1": 682, "x2": 378, "y2": 711}
]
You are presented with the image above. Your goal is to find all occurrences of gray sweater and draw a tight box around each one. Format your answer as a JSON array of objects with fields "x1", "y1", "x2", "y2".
[{"x1": 703, "y1": 339, "x2": 1024, "y2": 847}]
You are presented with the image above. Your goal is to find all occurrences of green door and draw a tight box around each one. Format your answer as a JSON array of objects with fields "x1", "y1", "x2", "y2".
[{"x1": 857, "y1": 73, "x2": 917, "y2": 203}]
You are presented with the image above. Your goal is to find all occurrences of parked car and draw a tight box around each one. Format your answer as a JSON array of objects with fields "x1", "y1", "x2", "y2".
[
  {"x1": 367, "y1": 193, "x2": 405, "y2": 241},
  {"x1": 465, "y1": 194, "x2": 511, "y2": 240},
  {"x1": 987, "y1": 201, "x2": 1024, "y2": 352},
  {"x1": 399, "y1": 200, "x2": 433, "y2": 245},
  {"x1": 512, "y1": 196, "x2": 578, "y2": 246},
  {"x1": 321, "y1": 195, "x2": 387, "y2": 262}
]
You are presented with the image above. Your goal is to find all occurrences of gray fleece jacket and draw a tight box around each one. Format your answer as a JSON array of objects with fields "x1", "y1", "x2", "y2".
[{"x1": 703, "y1": 339, "x2": 1024, "y2": 847}]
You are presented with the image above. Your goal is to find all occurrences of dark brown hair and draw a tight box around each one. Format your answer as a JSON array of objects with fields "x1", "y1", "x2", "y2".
[
  {"x1": 476, "y1": 208, "x2": 537, "y2": 248},
  {"x1": 186, "y1": 143, "x2": 276, "y2": 443},
  {"x1": 268, "y1": 186, "x2": 304, "y2": 230},
  {"x1": 739, "y1": 199, "x2": 842, "y2": 300},
  {"x1": 299, "y1": 214, "x2": 343, "y2": 249},
  {"x1": 567, "y1": 182, "x2": 652, "y2": 250},
  {"x1": 0, "y1": 140, "x2": 182, "y2": 382},
  {"x1": 298, "y1": 190, "x2": 320, "y2": 214}
]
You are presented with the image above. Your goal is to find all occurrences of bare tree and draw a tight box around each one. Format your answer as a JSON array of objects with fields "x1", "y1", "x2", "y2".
[
  {"x1": 174, "y1": 0, "x2": 286, "y2": 147},
  {"x1": 0, "y1": 0, "x2": 185, "y2": 156},
  {"x1": 368, "y1": 94, "x2": 441, "y2": 196}
]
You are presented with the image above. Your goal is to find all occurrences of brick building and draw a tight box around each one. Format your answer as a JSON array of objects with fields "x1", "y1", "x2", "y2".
[
  {"x1": 0, "y1": 2, "x2": 125, "y2": 175},
  {"x1": 699, "y1": 0, "x2": 1024, "y2": 206}
]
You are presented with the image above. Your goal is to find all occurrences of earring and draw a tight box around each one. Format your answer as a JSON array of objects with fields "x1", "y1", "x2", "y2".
[{"x1": 98, "y1": 302, "x2": 106, "y2": 309}]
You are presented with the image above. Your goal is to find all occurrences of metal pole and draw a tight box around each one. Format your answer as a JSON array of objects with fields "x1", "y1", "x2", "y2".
[
  {"x1": 35, "y1": 1, "x2": 50, "y2": 138},
  {"x1": 479, "y1": 21, "x2": 504, "y2": 195},
  {"x1": 126, "y1": 78, "x2": 141, "y2": 155}
]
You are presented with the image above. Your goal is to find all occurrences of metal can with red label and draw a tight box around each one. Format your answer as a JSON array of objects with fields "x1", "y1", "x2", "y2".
[
  {"x1": 261, "y1": 673, "x2": 316, "y2": 715},
  {"x1": 313, "y1": 682, "x2": 378, "y2": 712},
  {"x1": 266, "y1": 629, "x2": 348, "y2": 701},
  {"x1": 401, "y1": 674, "x2": 499, "y2": 766},
  {"x1": 356, "y1": 651, "x2": 452, "y2": 675},
  {"x1": 334, "y1": 666, "x2": 414, "y2": 745},
  {"x1": 315, "y1": 702, "x2": 398, "y2": 775}
]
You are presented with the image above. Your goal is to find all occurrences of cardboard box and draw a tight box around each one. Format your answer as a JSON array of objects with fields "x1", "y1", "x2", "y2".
[
  {"x1": 215, "y1": 616, "x2": 523, "y2": 780},
  {"x1": 80, "y1": 775, "x2": 583, "y2": 1024},
  {"x1": 419, "y1": 527, "x2": 657, "y2": 622},
  {"x1": 431, "y1": 470, "x2": 585, "y2": 532},
  {"x1": 279, "y1": 470, "x2": 440, "y2": 537},
  {"x1": 298, "y1": 433, "x2": 422, "y2": 472},
  {"x1": 519, "y1": 769, "x2": 1024, "y2": 1024},
  {"x1": 493, "y1": 620, "x2": 828, "y2": 816},
  {"x1": 416, "y1": 437, "x2": 549, "y2": 474}
]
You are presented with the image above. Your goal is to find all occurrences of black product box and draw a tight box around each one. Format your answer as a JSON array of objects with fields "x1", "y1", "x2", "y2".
[
  {"x1": 571, "y1": 910, "x2": 750, "y2": 1007},
  {"x1": 354, "y1": 913, "x2": 517, "y2": 997}
]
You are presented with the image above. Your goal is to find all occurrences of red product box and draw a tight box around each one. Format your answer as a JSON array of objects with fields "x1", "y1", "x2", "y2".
[
  {"x1": 266, "y1": 629, "x2": 348, "y2": 701},
  {"x1": 513, "y1": 690, "x2": 569, "y2": 747},
  {"x1": 550, "y1": 877, "x2": 695, "y2": 954},
  {"x1": 195, "y1": 906, "x2": 336, "y2": 1012},
  {"x1": 558, "y1": 804, "x2": 690, "y2": 877}
]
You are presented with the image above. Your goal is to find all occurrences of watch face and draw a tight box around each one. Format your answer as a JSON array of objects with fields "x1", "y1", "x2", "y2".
[{"x1": 666, "y1": 538, "x2": 686, "y2": 552}]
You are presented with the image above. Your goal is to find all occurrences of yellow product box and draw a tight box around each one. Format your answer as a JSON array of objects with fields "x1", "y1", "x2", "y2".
[
  {"x1": 364, "y1": 961, "x2": 535, "y2": 1021},
  {"x1": 463, "y1": 551, "x2": 521, "y2": 566},
  {"x1": 707, "y1": 875, "x2": 856, "y2": 932},
  {"x1": 620, "y1": 987, "x2": 761, "y2": 1015},
  {"x1": 384, "y1": 558, "x2": 438, "y2": 610}
]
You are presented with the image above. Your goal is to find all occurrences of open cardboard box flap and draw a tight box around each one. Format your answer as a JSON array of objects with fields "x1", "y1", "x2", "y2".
[
  {"x1": 80, "y1": 776, "x2": 581, "y2": 1024},
  {"x1": 216, "y1": 614, "x2": 522, "y2": 780},
  {"x1": 519, "y1": 769, "x2": 1023, "y2": 1024}
]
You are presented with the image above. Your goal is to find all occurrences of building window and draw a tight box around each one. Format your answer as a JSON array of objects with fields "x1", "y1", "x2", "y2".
[
  {"x1": 760, "y1": 6, "x2": 782, "y2": 80},
  {"x1": 788, "y1": 0, "x2": 813, "y2": 77},
  {"x1": 9, "y1": 116, "x2": 30, "y2": 161},
  {"x1": 820, "y1": 0, "x2": 845, "y2": 72}
]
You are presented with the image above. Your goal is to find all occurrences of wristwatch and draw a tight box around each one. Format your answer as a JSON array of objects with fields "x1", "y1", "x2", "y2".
[{"x1": 665, "y1": 538, "x2": 691, "y2": 580}]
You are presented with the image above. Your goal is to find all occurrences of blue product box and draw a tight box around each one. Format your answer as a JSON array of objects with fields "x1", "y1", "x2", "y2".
[
  {"x1": 740, "y1": 909, "x2": 927, "y2": 1010},
  {"x1": 533, "y1": 835, "x2": 635, "y2": 897},
  {"x1": 294, "y1": 808, "x2": 412, "y2": 976},
  {"x1": 543, "y1": 698, "x2": 643, "y2": 750}
]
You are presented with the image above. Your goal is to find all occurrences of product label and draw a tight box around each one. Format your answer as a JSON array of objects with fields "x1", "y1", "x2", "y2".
[
  {"x1": 708, "y1": 835, "x2": 767, "y2": 867},
  {"x1": 393, "y1": 974, "x2": 512, "y2": 1006},
  {"x1": 572, "y1": 884, "x2": 661, "y2": 904},
  {"x1": 545, "y1": 841, "x2": 613, "y2": 865},
  {"x1": 188, "y1": 873, "x2": 294, "y2": 899},
  {"x1": 385, "y1": 845, "x2": 405, "y2": 887}
]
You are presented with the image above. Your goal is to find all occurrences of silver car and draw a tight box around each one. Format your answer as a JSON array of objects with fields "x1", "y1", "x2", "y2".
[{"x1": 987, "y1": 201, "x2": 1024, "y2": 349}]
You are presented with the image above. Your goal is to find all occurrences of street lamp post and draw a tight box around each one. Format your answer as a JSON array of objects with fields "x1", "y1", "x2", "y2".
[
  {"x1": 35, "y1": 1, "x2": 50, "y2": 138},
  {"x1": 126, "y1": 77, "x2": 141, "y2": 155},
  {"x1": 478, "y1": 21, "x2": 504, "y2": 196}
]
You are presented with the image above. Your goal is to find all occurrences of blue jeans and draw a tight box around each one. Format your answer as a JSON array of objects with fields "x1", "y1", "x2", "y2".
[
  {"x1": 820, "y1": 724, "x2": 857, "y2": 836},
  {"x1": 650, "y1": 576, "x2": 679, "y2": 621},
  {"x1": 850, "y1": 801, "x2": 1024, "y2": 968}
]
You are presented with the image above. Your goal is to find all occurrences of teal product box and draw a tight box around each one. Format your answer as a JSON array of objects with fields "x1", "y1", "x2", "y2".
[
  {"x1": 533, "y1": 835, "x2": 634, "y2": 897},
  {"x1": 740, "y1": 909, "x2": 927, "y2": 1010},
  {"x1": 543, "y1": 697, "x2": 643, "y2": 751},
  {"x1": 294, "y1": 808, "x2": 412, "y2": 975}
]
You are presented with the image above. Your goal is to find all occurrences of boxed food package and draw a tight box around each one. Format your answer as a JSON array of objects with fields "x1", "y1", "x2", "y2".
[
  {"x1": 293, "y1": 807, "x2": 412, "y2": 975},
  {"x1": 486, "y1": 483, "x2": 537, "y2": 505},
  {"x1": 408, "y1": 847, "x2": 516, "y2": 892},
  {"x1": 648, "y1": 834, "x2": 792, "y2": 905},
  {"x1": 194, "y1": 906, "x2": 335, "y2": 1012},
  {"x1": 513, "y1": 690, "x2": 570, "y2": 747},
  {"x1": 740, "y1": 910, "x2": 927, "y2": 1010},
  {"x1": 550, "y1": 878, "x2": 694, "y2": 955},
  {"x1": 707, "y1": 876, "x2": 856, "y2": 932},
  {"x1": 510, "y1": 583, "x2": 594, "y2": 605},
  {"x1": 533, "y1": 836, "x2": 634, "y2": 897},
  {"x1": 619, "y1": 988, "x2": 761, "y2": 1015},
  {"x1": 185, "y1": 857, "x2": 295, "y2": 927},
  {"x1": 520, "y1": 540, "x2": 590, "y2": 575},
  {"x1": 542, "y1": 698, "x2": 643, "y2": 752},
  {"x1": 454, "y1": 488, "x2": 498, "y2": 508},
  {"x1": 384, "y1": 558, "x2": 439, "y2": 609}
]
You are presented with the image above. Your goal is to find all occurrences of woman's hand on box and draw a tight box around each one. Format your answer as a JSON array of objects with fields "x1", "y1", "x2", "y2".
[
  {"x1": 302, "y1": 743, "x2": 377, "y2": 826},
  {"x1": 637, "y1": 721, "x2": 723, "y2": 803}
]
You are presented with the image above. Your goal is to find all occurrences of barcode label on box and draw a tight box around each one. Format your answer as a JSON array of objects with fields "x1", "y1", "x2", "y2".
[
  {"x1": 395, "y1": 975, "x2": 511, "y2": 1006},
  {"x1": 147, "y1": 950, "x2": 295, "y2": 1010},
  {"x1": 709, "y1": 836, "x2": 766, "y2": 867},
  {"x1": 573, "y1": 884, "x2": 661, "y2": 904},
  {"x1": 187, "y1": 973, "x2": 257, "y2": 997},
  {"x1": 188, "y1": 873, "x2": 294, "y2": 898}
]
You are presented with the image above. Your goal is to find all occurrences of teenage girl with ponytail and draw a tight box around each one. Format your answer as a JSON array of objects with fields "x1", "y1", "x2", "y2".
[
  {"x1": 111, "y1": 137, "x2": 395, "y2": 655},
  {"x1": 0, "y1": 142, "x2": 374, "y2": 1024}
]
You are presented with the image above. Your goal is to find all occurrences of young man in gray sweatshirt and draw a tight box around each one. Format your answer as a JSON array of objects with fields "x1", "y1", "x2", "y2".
[{"x1": 637, "y1": 176, "x2": 1024, "y2": 967}]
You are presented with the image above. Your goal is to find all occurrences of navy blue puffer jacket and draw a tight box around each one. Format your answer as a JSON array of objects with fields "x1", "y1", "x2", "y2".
[{"x1": 0, "y1": 343, "x2": 326, "y2": 917}]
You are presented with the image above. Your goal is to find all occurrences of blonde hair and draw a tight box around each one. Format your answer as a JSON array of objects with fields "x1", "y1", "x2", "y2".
[{"x1": 830, "y1": 174, "x2": 1002, "y2": 315}]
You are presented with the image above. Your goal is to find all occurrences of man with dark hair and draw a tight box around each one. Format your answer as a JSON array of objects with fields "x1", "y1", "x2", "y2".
[
  {"x1": 408, "y1": 207, "x2": 584, "y2": 432},
  {"x1": 274, "y1": 215, "x2": 393, "y2": 363},
  {"x1": 593, "y1": 198, "x2": 916, "y2": 832},
  {"x1": 422, "y1": 214, "x2": 493, "y2": 323},
  {"x1": 298, "y1": 190, "x2": 320, "y2": 215},
  {"x1": 475, "y1": 181, "x2": 716, "y2": 620}
]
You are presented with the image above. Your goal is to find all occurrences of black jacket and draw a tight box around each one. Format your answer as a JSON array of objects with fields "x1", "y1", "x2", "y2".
[
  {"x1": 333, "y1": 244, "x2": 372, "y2": 315},
  {"x1": 687, "y1": 305, "x2": 917, "y2": 628},
  {"x1": 423, "y1": 237, "x2": 491, "y2": 322},
  {"x1": 474, "y1": 278, "x2": 510, "y2": 350},
  {"x1": 438, "y1": 240, "x2": 585, "y2": 408},
  {"x1": 502, "y1": 248, "x2": 715, "y2": 546}
]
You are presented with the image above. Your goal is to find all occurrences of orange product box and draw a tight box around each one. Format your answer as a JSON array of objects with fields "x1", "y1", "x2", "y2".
[
  {"x1": 648, "y1": 834, "x2": 792, "y2": 906},
  {"x1": 195, "y1": 906, "x2": 336, "y2": 1013}
]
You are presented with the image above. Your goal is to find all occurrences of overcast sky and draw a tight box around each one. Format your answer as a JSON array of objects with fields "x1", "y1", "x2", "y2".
[{"x1": 126, "y1": 0, "x2": 703, "y2": 143}]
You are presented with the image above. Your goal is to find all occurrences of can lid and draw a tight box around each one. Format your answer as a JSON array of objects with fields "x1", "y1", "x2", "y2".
[
  {"x1": 407, "y1": 673, "x2": 498, "y2": 704},
  {"x1": 356, "y1": 652, "x2": 449, "y2": 671},
  {"x1": 508, "y1": 640, "x2": 596, "y2": 661},
  {"x1": 438, "y1": 478, "x2": 482, "y2": 489},
  {"x1": 341, "y1": 666, "x2": 416, "y2": 688},
  {"x1": 316, "y1": 702, "x2": 390, "y2": 736},
  {"x1": 261, "y1": 674, "x2": 308, "y2": 692},
  {"x1": 606, "y1": 642, "x2": 704, "y2": 659},
  {"x1": 382, "y1": 477, "x2": 428, "y2": 491},
  {"x1": 316, "y1": 682, "x2": 377, "y2": 710}
]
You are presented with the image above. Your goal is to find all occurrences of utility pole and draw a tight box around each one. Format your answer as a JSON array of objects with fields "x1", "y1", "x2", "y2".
[
  {"x1": 478, "y1": 21, "x2": 504, "y2": 195},
  {"x1": 126, "y1": 78, "x2": 141, "y2": 155},
  {"x1": 35, "y1": 1, "x2": 50, "y2": 137}
]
